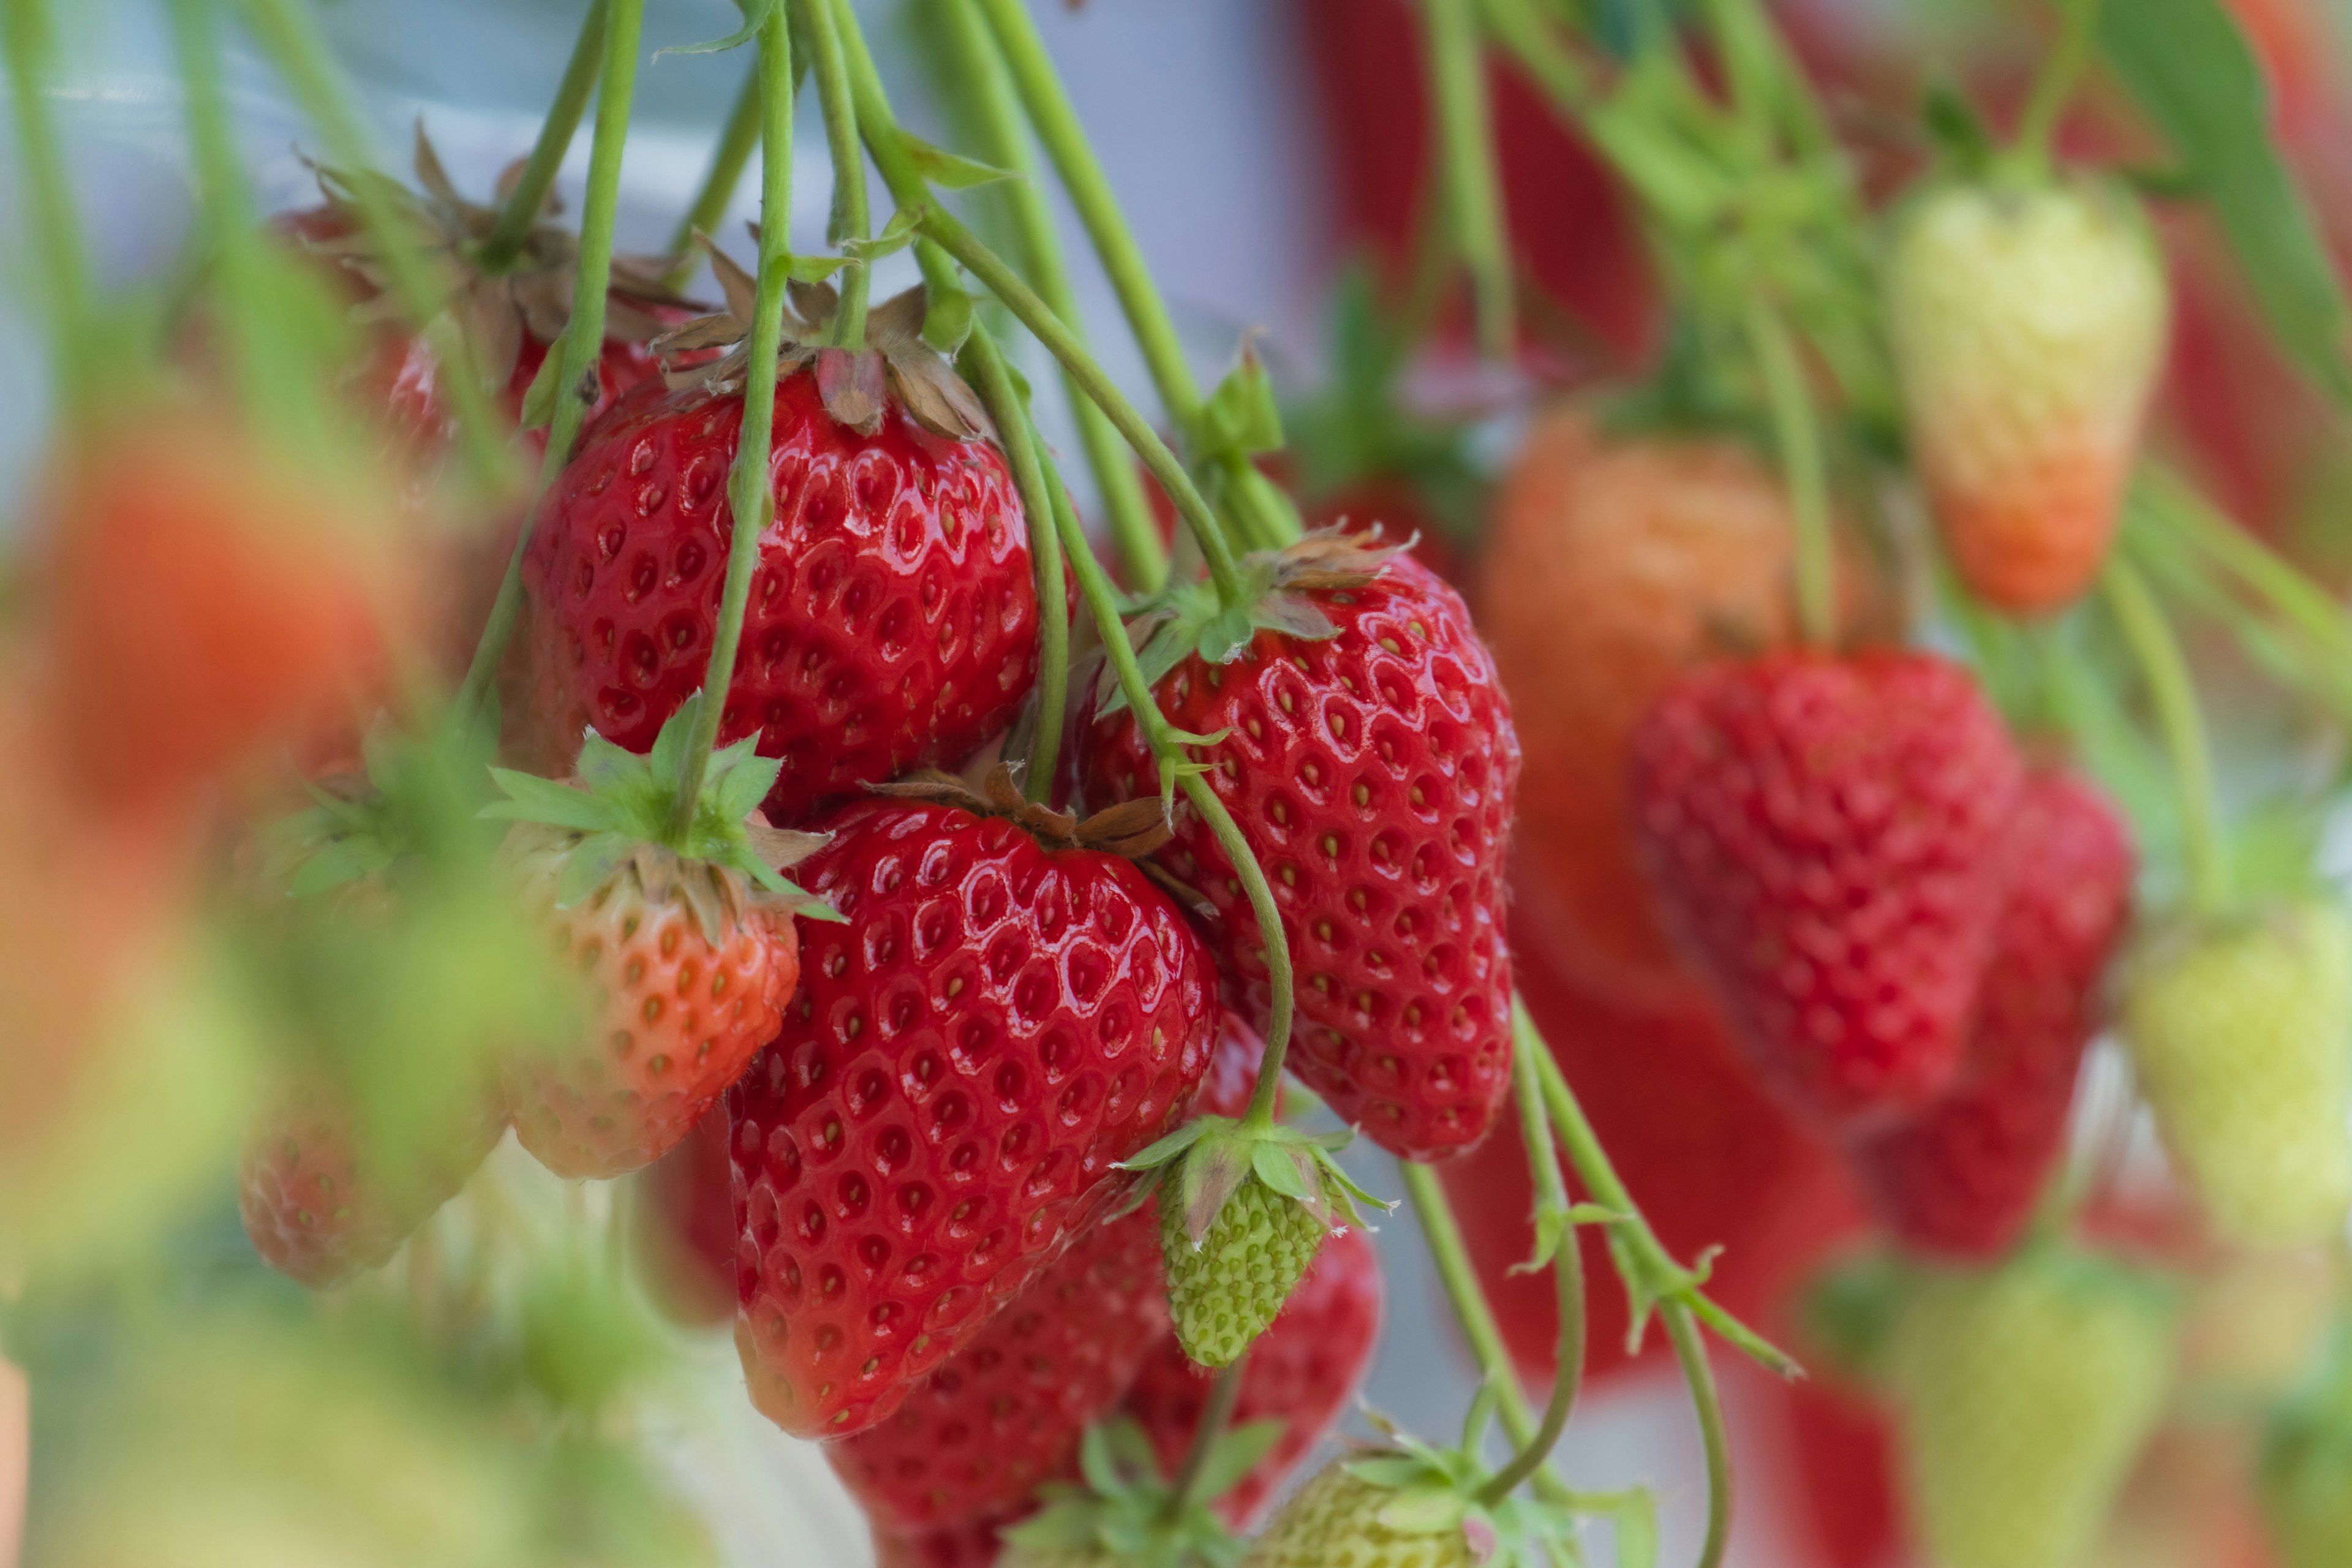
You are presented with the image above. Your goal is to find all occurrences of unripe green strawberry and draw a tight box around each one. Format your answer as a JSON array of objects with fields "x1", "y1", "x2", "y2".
[
  {"x1": 1241, "y1": 1461, "x2": 1479, "y2": 1567},
  {"x1": 1890, "y1": 1250, "x2": 2175, "y2": 1568},
  {"x1": 1885, "y1": 175, "x2": 2168, "y2": 613},
  {"x1": 1164, "y1": 1177, "x2": 1329, "y2": 1370},
  {"x1": 2119, "y1": 903, "x2": 2352, "y2": 1248}
]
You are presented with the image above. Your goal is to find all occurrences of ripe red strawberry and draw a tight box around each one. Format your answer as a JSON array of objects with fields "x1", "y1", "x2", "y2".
[
  {"x1": 873, "y1": 1510, "x2": 1023, "y2": 1568},
  {"x1": 32, "y1": 405, "x2": 403, "y2": 812},
  {"x1": 1080, "y1": 538, "x2": 1520, "y2": 1160},
  {"x1": 1439, "y1": 949, "x2": 1860, "y2": 1384},
  {"x1": 1123, "y1": 1224, "x2": 1383, "y2": 1526},
  {"x1": 1852, "y1": 771, "x2": 2134, "y2": 1258},
  {"x1": 728, "y1": 780, "x2": 1218, "y2": 1437},
  {"x1": 633, "y1": 1104, "x2": 737, "y2": 1327},
  {"x1": 517, "y1": 280, "x2": 1042, "y2": 825},
  {"x1": 827, "y1": 1204, "x2": 1169, "y2": 1534},
  {"x1": 1630, "y1": 650, "x2": 2023, "y2": 1129}
]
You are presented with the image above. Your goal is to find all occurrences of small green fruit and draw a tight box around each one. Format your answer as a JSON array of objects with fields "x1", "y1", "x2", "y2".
[
  {"x1": 1163, "y1": 1177, "x2": 1326, "y2": 1368},
  {"x1": 1241, "y1": 1461, "x2": 1480, "y2": 1567}
]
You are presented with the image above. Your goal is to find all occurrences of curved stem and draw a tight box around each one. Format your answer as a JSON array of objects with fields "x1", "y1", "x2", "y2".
[
  {"x1": 1663, "y1": 1302, "x2": 1733, "y2": 1568},
  {"x1": 917, "y1": 203, "x2": 1247, "y2": 609},
  {"x1": 960, "y1": 327, "x2": 1069, "y2": 803},
  {"x1": 931, "y1": 0, "x2": 1165, "y2": 593},
  {"x1": 1161, "y1": 1354, "x2": 1248, "y2": 1522},
  {"x1": 2102, "y1": 557, "x2": 2230, "y2": 918},
  {"x1": 452, "y1": 0, "x2": 650, "y2": 726},
  {"x1": 1423, "y1": 0, "x2": 1515, "y2": 360},
  {"x1": 665, "y1": 60, "x2": 765, "y2": 284},
  {"x1": 794, "y1": 0, "x2": 869, "y2": 348},
  {"x1": 239, "y1": 0, "x2": 513, "y2": 493},
  {"x1": 476, "y1": 0, "x2": 609, "y2": 274},
  {"x1": 2014, "y1": 0, "x2": 2103, "y2": 172},
  {"x1": 666, "y1": 0, "x2": 793, "y2": 838},
  {"x1": 1476, "y1": 1042, "x2": 1585, "y2": 1506},
  {"x1": 1744, "y1": 301, "x2": 1835, "y2": 649},
  {"x1": 3, "y1": 0, "x2": 97, "y2": 408}
]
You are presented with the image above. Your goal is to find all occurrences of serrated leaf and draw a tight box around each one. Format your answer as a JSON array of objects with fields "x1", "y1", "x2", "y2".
[
  {"x1": 2103, "y1": 0, "x2": 2352, "y2": 405},
  {"x1": 1197, "y1": 347, "x2": 1284, "y2": 458},
  {"x1": 1251, "y1": 1142, "x2": 1313, "y2": 1202},
  {"x1": 1117, "y1": 1116, "x2": 1217, "y2": 1171},
  {"x1": 1377, "y1": 1485, "x2": 1471, "y2": 1535},
  {"x1": 650, "y1": 694, "x2": 701, "y2": 786},
  {"x1": 905, "y1": 134, "x2": 1017, "y2": 190},
  {"x1": 481, "y1": 770, "x2": 616, "y2": 832},
  {"x1": 574, "y1": 729, "x2": 650, "y2": 793},
  {"x1": 1192, "y1": 1419, "x2": 1285, "y2": 1501}
]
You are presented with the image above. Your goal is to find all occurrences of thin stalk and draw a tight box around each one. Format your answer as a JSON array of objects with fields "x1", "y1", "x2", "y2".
[
  {"x1": 826, "y1": 0, "x2": 970, "y2": 336},
  {"x1": 1036, "y1": 434, "x2": 1297, "y2": 1098},
  {"x1": 476, "y1": 0, "x2": 609, "y2": 273},
  {"x1": 1744, "y1": 302, "x2": 1835, "y2": 649},
  {"x1": 238, "y1": 0, "x2": 514, "y2": 491},
  {"x1": 1161, "y1": 1355, "x2": 1248, "y2": 1521},
  {"x1": 2138, "y1": 472, "x2": 2352, "y2": 668},
  {"x1": 666, "y1": 0, "x2": 793, "y2": 837},
  {"x1": 1663, "y1": 1300, "x2": 1733, "y2": 1568},
  {"x1": 2, "y1": 0, "x2": 97, "y2": 406},
  {"x1": 961, "y1": 328, "x2": 1069, "y2": 803},
  {"x1": 916, "y1": 204, "x2": 1246, "y2": 609},
  {"x1": 665, "y1": 61, "x2": 765, "y2": 284},
  {"x1": 452, "y1": 0, "x2": 651, "y2": 725},
  {"x1": 794, "y1": 0, "x2": 869, "y2": 348},
  {"x1": 2014, "y1": 0, "x2": 2103, "y2": 172},
  {"x1": 1423, "y1": 0, "x2": 1515, "y2": 360},
  {"x1": 1476, "y1": 1046, "x2": 1585, "y2": 1506},
  {"x1": 969, "y1": 0, "x2": 1291, "y2": 552},
  {"x1": 932, "y1": 0, "x2": 1164, "y2": 592},
  {"x1": 2102, "y1": 557, "x2": 2231, "y2": 918}
]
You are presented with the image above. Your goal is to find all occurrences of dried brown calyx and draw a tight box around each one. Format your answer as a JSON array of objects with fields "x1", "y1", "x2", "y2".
[
  {"x1": 298, "y1": 124, "x2": 700, "y2": 390},
  {"x1": 650, "y1": 245, "x2": 991, "y2": 442},
  {"x1": 869, "y1": 764, "x2": 1172, "y2": 860}
]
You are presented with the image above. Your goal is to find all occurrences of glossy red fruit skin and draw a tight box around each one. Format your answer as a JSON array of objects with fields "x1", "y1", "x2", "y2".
[
  {"x1": 1080, "y1": 555, "x2": 1520, "y2": 1161},
  {"x1": 634, "y1": 1104, "x2": 737, "y2": 1327},
  {"x1": 828, "y1": 1203, "x2": 1169, "y2": 1533},
  {"x1": 1630, "y1": 651, "x2": 2023, "y2": 1131},
  {"x1": 519, "y1": 372, "x2": 1042, "y2": 824},
  {"x1": 728, "y1": 800, "x2": 1218, "y2": 1438},
  {"x1": 1439, "y1": 949, "x2": 1861, "y2": 1385},
  {"x1": 1850, "y1": 772, "x2": 2133, "y2": 1259},
  {"x1": 1125, "y1": 1224, "x2": 1383, "y2": 1526},
  {"x1": 872, "y1": 1510, "x2": 1022, "y2": 1568}
]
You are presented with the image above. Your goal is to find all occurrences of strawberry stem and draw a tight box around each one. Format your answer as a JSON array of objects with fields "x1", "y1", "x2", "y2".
[
  {"x1": 1662, "y1": 1300, "x2": 1733, "y2": 1568},
  {"x1": 1474, "y1": 1044, "x2": 1585, "y2": 1506},
  {"x1": 2101, "y1": 557, "x2": 2231, "y2": 918},
  {"x1": 930, "y1": 0, "x2": 1167, "y2": 594},
  {"x1": 1159, "y1": 1354, "x2": 1247, "y2": 1523},
  {"x1": 2135, "y1": 470, "x2": 2352, "y2": 676},
  {"x1": 1422, "y1": 0, "x2": 1515, "y2": 361},
  {"x1": 2013, "y1": 0, "x2": 2104, "y2": 175},
  {"x1": 969, "y1": 0, "x2": 1298, "y2": 555},
  {"x1": 474, "y1": 0, "x2": 609, "y2": 275},
  {"x1": 239, "y1": 0, "x2": 516, "y2": 495},
  {"x1": 2, "y1": 0, "x2": 99, "y2": 409},
  {"x1": 664, "y1": 59, "x2": 765, "y2": 288},
  {"x1": 665, "y1": 0, "x2": 794, "y2": 842},
  {"x1": 794, "y1": 0, "x2": 870, "y2": 350},
  {"x1": 915, "y1": 203, "x2": 1250, "y2": 611},
  {"x1": 1744, "y1": 301, "x2": 1836, "y2": 649},
  {"x1": 452, "y1": 0, "x2": 650, "y2": 728},
  {"x1": 959, "y1": 326, "x2": 1070, "y2": 804}
]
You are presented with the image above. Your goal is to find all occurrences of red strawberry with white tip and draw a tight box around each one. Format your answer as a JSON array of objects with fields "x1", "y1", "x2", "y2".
[
  {"x1": 1630, "y1": 650, "x2": 2023, "y2": 1129},
  {"x1": 727, "y1": 771, "x2": 1218, "y2": 1437}
]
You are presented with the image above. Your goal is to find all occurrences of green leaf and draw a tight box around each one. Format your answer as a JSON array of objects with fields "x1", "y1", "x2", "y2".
[
  {"x1": 1250, "y1": 1143, "x2": 1312, "y2": 1202},
  {"x1": 649, "y1": 695, "x2": 700, "y2": 788},
  {"x1": 1196, "y1": 606, "x2": 1255, "y2": 665},
  {"x1": 287, "y1": 837, "x2": 392, "y2": 899},
  {"x1": 846, "y1": 206, "x2": 921, "y2": 262},
  {"x1": 1614, "y1": 1490, "x2": 1659, "y2": 1568},
  {"x1": 1193, "y1": 1420, "x2": 1286, "y2": 1501},
  {"x1": 481, "y1": 770, "x2": 616, "y2": 833},
  {"x1": 905, "y1": 134, "x2": 1017, "y2": 190},
  {"x1": 2102, "y1": 0, "x2": 2352, "y2": 406},
  {"x1": 1346, "y1": 1455, "x2": 1433, "y2": 1490},
  {"x1": 518, "y1": 338, "x2": 566, "y2": 431},
  {"x1": 1376, "y1": 1485, "x2": 1470, "y2": 1535},
  {"x1": 1920, "y1": 80, "x2": 1992, "y2": 172},
  {"x1": 574, "y1": 729, "x2": 651, "y2": 793},
  {"x1": 1077, "y1": 1424, "x2": 1123, "y2": 1496},
  {"x1": 921, "y1": 281, "x2": 974, "y2": 356},
  {"x1": 1196, "y1": 347, "x2": 1284, "y2": 459},
  {"x1": 1117, "y1": 1116, "x2": 1219, "y2": 1172}
]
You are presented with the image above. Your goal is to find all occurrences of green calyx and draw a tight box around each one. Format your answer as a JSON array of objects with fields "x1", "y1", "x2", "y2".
[
  {"x1": 1100, "y1": 528, "x2": 1404, "y2": 719},
  {"x1": 1000, "y1": 1418, "x2": 1274, "y2": 1568},
  {"x1": 1326, "y1": 1411, "x2": 1597, "y2": 1568},
  {"x1": 267, "y1": 710, "x2": 504, "y2": 900},
  {"x1": 1121, "y1": 1114, "x2": 1389, "y2": 1368},
  {"x1": 480, "y1": 694, "x2": 837, "y2": 932}
]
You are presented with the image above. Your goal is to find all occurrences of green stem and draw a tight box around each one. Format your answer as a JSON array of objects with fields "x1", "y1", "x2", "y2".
[
  {"x1": 666, "y1": 0, "x2": 793, "y2": 838},
  {"x1": 2138, "y1": 471, "x2": 2352, "y2": 668},
  {"x1": 1744, "y1": 301, "x2": 1834, "y2": 649},
  {"x1": 916, "y1": 203, "x2": 1248, "y2": 609},
  {"x1": 960, "y1": 328, "x2": 1069, "y2": 803},
  {"x1": 2013, "y1": 0, "x2": 2103, "y2": 173},
  {"x1": 3, "y1": 0, "x2": 97, "y2": 408},
  {"x1": 931, "y1": 0, "x2": 1164, "y2": 593},
  {"x1": 1161, "y1": 1354, "x2": 1248, "y2": 1522},
  {"x1": 451, "y1": 0, "x2": 650, "y2": 726},
  {"x1": 1475, "y1": 1042, "x2": 1584, "y2": 1506},
  {"x1": 794, "y1": 0, "x2": 869, "y2": 348},
  {"x1": 2101, "y1": 557, "x2": 2230, "y2": 918},
  {"x1": 1423, "y1": 0, "x2": 1515, "y2": 360},
  {"x1": 475, "y1": 0, "x2": 608, "y2": 274},
  {"x1": 239, "y1": 0, "x2": 514, "y2": 492},
  {"x1": 665, "y1": 57, "x2": 765, "y2": 283},
  {"x1": 1663, "y1": 1300, "x2": 1734, "y2": 1568}
]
